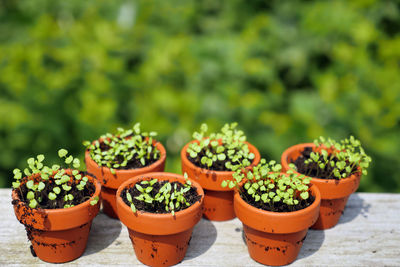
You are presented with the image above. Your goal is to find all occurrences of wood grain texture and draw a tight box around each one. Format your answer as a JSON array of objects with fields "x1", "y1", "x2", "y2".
[{"x1": 1, "y1": 189, "x2": 399, "y2": 266}]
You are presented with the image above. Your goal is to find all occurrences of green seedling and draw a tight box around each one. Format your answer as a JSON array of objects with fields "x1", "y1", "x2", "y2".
[
  {"x1": 125, "y1": 173, "x2": 193, "y2": 216},
  {"x1": 295, "y1": 136, "x2": 371, "y2": 179},
  {"x1": 187, "y1": 122, "x2": 255, "y2": 171},
  {"x1": 12, "y1": 149, "x2": 99, "y2": 209},
  {"x1": 221, "y1": 159, "x2": 312, "y2": 212},
  {"x1": 83, "y1": 123, "x2": 160, "y2": 174}
]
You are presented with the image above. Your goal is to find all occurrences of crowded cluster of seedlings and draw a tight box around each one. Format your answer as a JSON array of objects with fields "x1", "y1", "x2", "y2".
[
  {"x1": 186, "y1": 123, "x2": 255, "y2": 171},
  {"x1": 222, "y1": 159, "x2": 313, "y2": 212},
  {"x1": 292, "y1": 136, "x2": 372, "y2": 179},
  {"x1": 12, "y1": 149, "x2": 98, "y2": 209},
  {"x1": 122, "y1": 174, "x2": 199, "y2": 216},
  {"x1": 83, "y1": 123, "x2": 160, "y2": 174},
  {"x1": 12, "y1": 124, "x2": 370, "y2": 216}
]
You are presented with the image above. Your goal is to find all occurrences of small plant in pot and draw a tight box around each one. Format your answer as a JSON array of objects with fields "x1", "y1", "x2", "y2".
[
  {"x1": 223, "y1": 159, "x2": 321, "y2": 266},
  {"x1": 84, "y1": 123, "x2": 166, "y2": 219},
  {"x1": 11, "y1": 149, "x2": 101, "y2": 263},
  {"x1": 180, "y1": 122, "x2": 261, "y2": 221},
  {"x1": 116, "y1": 172, "x2": 204, "y2": 267},
  {"x1": 281, "y1": 136, "x2": 372, "y2": 229}
]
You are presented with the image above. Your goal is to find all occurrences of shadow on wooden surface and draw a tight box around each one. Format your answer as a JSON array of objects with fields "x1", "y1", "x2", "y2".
[
  {"x1": 185, "y1": 218, "x2": 218, "y2": 260},
  {"x1": 83, "y1": 212, "x2": 122, "y2": 255},
  {"x1": 297, "y1": 229, "x2": 325, "y2": 260},
  {"x1": 338, "y1": 193, "x2": 370, "y2": 225}
]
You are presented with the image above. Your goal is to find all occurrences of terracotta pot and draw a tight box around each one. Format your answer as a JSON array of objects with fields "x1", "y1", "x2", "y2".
[
  {"x1": 180, "y1": 141, "x2": 260, "y2": 221},
  {"x1": 11, "y1": 172, "x2": 101, "y2": 263},
  {"x1": 116, "y1": 172, "x2": 204, "y2": 267},
  {"x1": 85, "y1": 141, "x2": 166, "y2": 219},
  {"x1": 281, "y1": 143, "x2": 362, "y2": 230},
  {"x1": 234, "y1": 184, "x2": 321, "y2": 266}
]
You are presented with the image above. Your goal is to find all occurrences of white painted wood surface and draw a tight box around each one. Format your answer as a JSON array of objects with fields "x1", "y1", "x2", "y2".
[{"x1": 1, "y1": 189, "x2": 399, "y2": 266}]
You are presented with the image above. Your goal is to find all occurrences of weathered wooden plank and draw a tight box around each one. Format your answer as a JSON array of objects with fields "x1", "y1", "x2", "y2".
[{"x1": 1, "y1": 189, "x2": 399, "y2": 266}]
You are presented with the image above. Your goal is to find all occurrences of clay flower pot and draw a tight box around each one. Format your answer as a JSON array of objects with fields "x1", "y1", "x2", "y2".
[
  {"x1": 234, "y1": 184, "x2": 321, "y2": 266},
  {"x1": 116, "y1": 172, "x2": 204, "y2": 267},
  {"x1": 11, "y1": 174, "x2": 101, "y2": 263},
  {"x1": 281, "y1": 143, "x2": 361, "y2": 230},
  {"x1": 181, "y1": 141, "x2": 260, "y2": 221},
  {"x1": 85, "y1": 141, "x2": 166, "y2": 219}
]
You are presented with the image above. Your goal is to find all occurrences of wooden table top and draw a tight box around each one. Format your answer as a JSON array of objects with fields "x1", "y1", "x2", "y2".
[{"x1": 1, "y1": 189, "x2": 399, "y2": 266}]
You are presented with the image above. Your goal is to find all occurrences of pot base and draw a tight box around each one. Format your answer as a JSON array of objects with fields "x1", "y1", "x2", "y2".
[
  {"x1": 128, "y1": 228, "x2": 193, "y2": 267},
  {"x1": 311, "y1": 196, "x2": 349, "y2": 230},
  {"x1": 243, "y1": 224, "x2": 307, "y2": 266},
  {"x1": 29, "y1": 221, "x2": 92, "y2": 263},
  {"x1": 203, "y1": 189, "x2": 235, "y2": 221},
  {"x1": 101, "y1": 186, "x2": 119, "y2": 219}
]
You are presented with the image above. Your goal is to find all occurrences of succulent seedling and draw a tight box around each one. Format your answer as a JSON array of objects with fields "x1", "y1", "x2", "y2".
[
  {"x1": 124, "y1": 173, "x2": 195, "y2": 216},
  {"x1": 83, "y1": 123, "x2": 160, "y2": 174},
  {"x1": 221, "y1": 159, "x2": 312, "y2": 212},
  {"x1": 187, "y1": 123, "x2": 255, "y2": 171},
  {"x1": 294, "y1": 136, "x2": 372, "y2": 179},
  {"x1": 12, "y1": 149, "x2": 99, "y2": 209}
]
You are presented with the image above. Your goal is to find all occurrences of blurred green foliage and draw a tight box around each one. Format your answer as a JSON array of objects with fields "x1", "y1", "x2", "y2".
[{"x1": 0, "y1": 0, "x2": 399, "y2": 192}]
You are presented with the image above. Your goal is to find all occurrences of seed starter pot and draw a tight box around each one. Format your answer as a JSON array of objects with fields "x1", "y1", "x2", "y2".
[
  {"x1": 11, "y1": 173, "x2": 101, "y2": 263},
  {"x1": 234, "y1": 184, "x2": 321, "y2": 266},
  {"x1": 116, "y1": 172, "x2": 204, "y2": 267},
  {"x1": 281, "y1": 143, "x2": 361, "y2": 229}
]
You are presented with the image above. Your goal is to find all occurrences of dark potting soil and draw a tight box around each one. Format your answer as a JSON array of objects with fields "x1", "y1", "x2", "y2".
[
  {"x1": 240, "y1": 187, "x2": 315, "y2": 212},
  {"x1": 121, "y1": 180, "x2": 202, "y2": 214},
  {"x1": 187, "y1": 147, "x2": 246, "y2": 171},
  {"x1": 15, "y1": 172, "x2": 96, "y2": 209},
  {"x1": 292, "y1": 146, "x2": 357, "y2": 180},
  {"x1": 99, "y1": 142, "x2": 159, "y2": 169}
]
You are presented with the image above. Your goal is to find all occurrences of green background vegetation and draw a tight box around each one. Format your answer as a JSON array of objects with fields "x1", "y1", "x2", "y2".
[{"x1": 1, "y1": 0, "x2": 399, "y2": 192}]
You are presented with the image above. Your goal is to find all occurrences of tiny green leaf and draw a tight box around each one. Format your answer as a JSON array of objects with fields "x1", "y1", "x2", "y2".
[
  {"x1": 27, "y1": 157, "x2": 35, "y2": 165},
  {"x1": 62, "y1": 184, "x2": 72, "y2": 191},
  {"x1": 58, "y1": 149, "x2": 68, "y2": 158},
  {"x1": 29, "y1": 199, "x2": 38, "y2": 209},
  {"x1": 65, "y1": 156, "x2": 73, "y2": 164},
  {"x1": 135, "y1": 184, "x2": 144, "y2": 192},
  {"x1": 26, "y1": 180, "x2": 34, "y2": 189},
  {"x1": 48, "y1": 192, "x2": 57, "y2": 200},
  {"x1": 72, "y1": 158, "x2": 80, "y2": 169},
  {"x1": 24, "y1": 168, "x2": 31, "y2": 176},
  {"x1": 27, "y1": 191, "x2": 35, "y2": 200},
  {"x1": 90, "y1": 196, "x2": 99, "y2": 206},
  {"x1": 37, "y1": 182, "x2": 45, "y2": 191},
  {"x1": 217, "y1": 154, "x2": 226, "y2": 161},
  {"x1": 53, "y1": 187, "x2": 61, "y2": 194},
  {"x1": 300, "y1": 191, "x2": 309, "y2": 200},
  {"x1": 145, "y1": 187, "x2": 153, "y2": 193},
  {"x1": 130, "y1": 203, "x2": 136, "y2": 212},
  {"x1": 37, "y1": 154, "x2": 45, "y2": 162},
  {"x1": 126, "y1": 192, "x2": 133, "y2": 202}
]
